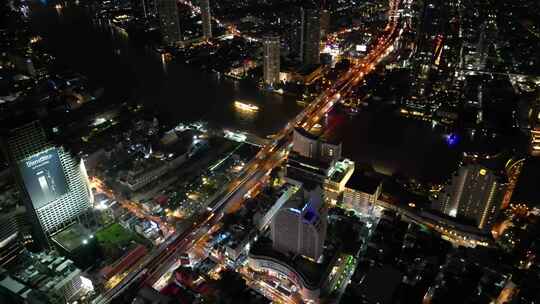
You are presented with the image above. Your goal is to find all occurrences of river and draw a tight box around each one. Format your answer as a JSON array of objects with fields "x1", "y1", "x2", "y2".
[{"x1": 29, "y1": 1, "x2": 503, "y2": 183}]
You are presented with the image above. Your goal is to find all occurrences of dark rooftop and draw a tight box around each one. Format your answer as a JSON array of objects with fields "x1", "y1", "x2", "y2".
[{"x1": 345, "y1": 170, "x2": 382, "y2": 194}]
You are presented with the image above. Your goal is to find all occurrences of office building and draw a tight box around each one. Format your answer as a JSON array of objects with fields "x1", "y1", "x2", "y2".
[
  {"x1": 323, "y1": 159, "x2": 355, "y2": 204},
  {"x1": 292, "y1": 127, "x2": 341, "y2": 162},
  {"x1": 300, "y1": 7, "x2": 321, "y2": 66},
  {"x1": 200, "y1": 0, "x2": 212, "y2": 39},
  {"x1": 257, "y1": 184, "x2": 300, "y2": 231},
  {"x1": 434, "y1": 164, "x2": 506, "y2": 230},
  {"x1": 157, "y1": 0, "x2": 181, "y2": 45},
  {"x1": 271, "y1": 186, "x2": 327, "y2": 261},
  {"x1": 285, "y1": 152, "x2": 333, "y2": 186},
  {"x1": 1, "y1": 121, "x2": 93, "y2": 248},
  {"x1": 263, "y1": 35, "x2": 281, "y2": 87},
  {"x1": 342, "y1": 171, "x2": 383, "y2": 216},
  {"x1": 320, "y1": 9, "x2": 330, "y2": 38}
]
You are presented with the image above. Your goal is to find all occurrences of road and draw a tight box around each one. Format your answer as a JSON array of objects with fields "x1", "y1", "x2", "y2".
[{"x1": 92, "y1": 1, "x2": 403, "y2": 302}]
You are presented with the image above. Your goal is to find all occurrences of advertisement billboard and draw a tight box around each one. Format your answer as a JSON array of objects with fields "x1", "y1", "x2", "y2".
[{"x1": 18, "y1": 148, "x2": 69, "y2": 209}]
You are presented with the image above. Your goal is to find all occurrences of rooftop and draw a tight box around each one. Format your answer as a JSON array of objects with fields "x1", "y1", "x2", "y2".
[{"x1": 345, "y1": 170, "x2": 382, "y2": 194}]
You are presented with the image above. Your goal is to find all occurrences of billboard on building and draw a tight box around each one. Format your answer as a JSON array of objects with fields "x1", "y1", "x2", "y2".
[{"x1": 18, "y1": 148, "x2": 68, "y2": 209}]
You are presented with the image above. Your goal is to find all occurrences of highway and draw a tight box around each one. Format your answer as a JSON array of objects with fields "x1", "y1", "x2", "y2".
[{"x1": 92, "y1": 1, "x2": 403, "y2": 302}]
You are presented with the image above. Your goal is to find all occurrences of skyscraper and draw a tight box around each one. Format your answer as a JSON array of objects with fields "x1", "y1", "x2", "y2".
[
  {"x1": 157, "y1": 0, "x2": 181, "y2": 46},
  {"x1": 320, "y1": 9, "x2": 330, "y2": 38},
  {"x1": 271, "y1": 186, "x2": 327, "y2": 261},
  {"x1": 131, "y1": 0, "x2": 157, "y2": 19},
  {"x1": 263, "y1": 35, "x2": 280, "y2": 87},
  {"x1": 300, "y1": 7, "x2": 321, "y2": 66},
  {"x1": 1, "y1": 121, "x2": 93, "y2": 248},
  {"x1": 200, "y1": 0, "x2": 212, "y2": 39},
  {"x1": 435, "y1": 164, "x2": 506, "y2": 230}
]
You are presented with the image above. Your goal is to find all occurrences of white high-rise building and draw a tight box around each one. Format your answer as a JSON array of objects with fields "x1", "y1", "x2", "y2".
[
  {"x1": 271, "y1": 186, "x2": 327, "y2": 261},
  {"x1": 263, "y1": 35, "x2": 280, "y2": 87},
  {"x1": 2, "y1": 121, "x2": 93, "y2": 248},
  {"x1": 435, "y1": 164, "x2": 506, "y2": 230}
]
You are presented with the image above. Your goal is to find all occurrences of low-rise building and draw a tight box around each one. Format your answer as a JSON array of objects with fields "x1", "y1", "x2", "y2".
[
  {"x1": 323, "y1": 159, "x2": 355, "y2": 204},
  {"x1": 342, "y1": 171, "x2": 383, "y2": 216},
  {"x1": 0, "y1": 251, "x2": 90, "y2": 304},
  {"x1": 248, "y1": 238, "x2": 325, "y2": 304}
]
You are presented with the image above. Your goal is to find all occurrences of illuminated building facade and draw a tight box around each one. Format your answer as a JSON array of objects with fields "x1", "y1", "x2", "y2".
[
  {"x1": 530, "y1": 100, "x2": 540, "y2": 156},
  {"x1": 247, "y1": 252, "x2": 321, "y2": 303},
  {"x1": 532, "y1": 129, "x2": 540, "y2": 157},
  {"x1": 0, "y1": 205, "x2": 28, "y2": 267},
  {"x1": 343, "y1": 172, "x2": 383, "y2": 216},
  {"x1": 271, "y1": 187, "x2": 327, "y2": 261},
  {"x1": 157, "y1": 0, "x2": 181, "y2": 45},
  {"x1": 1, "y1": 121, "x2": 93, "y2": 248},
  {"x1": 200, "y1": 0, "x2": 212, "y2": 39},
  {"x1": 435, "y1": 164, "x2": 506, "y2": 230},
  {"x1": 323, "y1": 159, "x2": 355, "y2": 204},
  {"x1": 263, "y1": 35, "x2": 281, "y2": 87},
  {"x1": 300, "y1": 7, "x2": 321, "y2": 66}
]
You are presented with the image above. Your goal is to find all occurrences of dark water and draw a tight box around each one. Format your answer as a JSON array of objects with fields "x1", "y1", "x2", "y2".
[
  {"x1": 29, "y1": 2, "x2": 491, "y2": 183},
  {"x1": 29, "y1": 2, "x2": 302, "y2": 136}
]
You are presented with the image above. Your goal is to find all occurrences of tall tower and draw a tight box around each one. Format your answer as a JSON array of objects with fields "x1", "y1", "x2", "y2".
[
  {"x1": 157, "y1": 0, "x2": 181, "y2": 46},
  {"x1": 263, "y1": 35, "x2": 280, "y2": 87},
  {"x1": 435, "y1": 164, "x2": 506, "y2": 230},
  {"x1": 320, "y1": 9, "x2": 330, "y2": 38},
  {"x1": 1, "y1": 121, "x2": 93, "y2": 248},
  {"x1": 131, "y1": 0, "x2": 157, "y2": 19},
  {"x1": 300, "y1": 7, "x2": 321, "y2": 66},
  {"x1": 200, "y1": 0, "x2": 212, "y2": 39},
  {"x1": 271, "y1": 186, "x2": 327, "y2": 261}
]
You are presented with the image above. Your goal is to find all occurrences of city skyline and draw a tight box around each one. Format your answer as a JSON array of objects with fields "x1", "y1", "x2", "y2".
[{"x1": 1, "y1": 0, "x2": 539, "y2": 303}]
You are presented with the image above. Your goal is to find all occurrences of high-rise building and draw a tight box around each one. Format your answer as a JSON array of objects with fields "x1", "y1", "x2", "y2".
[
  {"x1": 157, "y1": 0, "x2": 181, "y2": 46},
  {"x1": 292, "y1": 127, "x2": 341, "y2": 162},
  {"x1": 200, "y1": 0, "x2": 212, "y2": 39},
  {"x1": 530, "y1": 99, "x2": 540, "y2": 156},
  {"x1": 300, "y1": 7, "x2": 321, "y2": 66},
  {"x1": 434, "y1": 164, "x2": 506, "y2": 230},
  {"x1": 320, "y1": 9, "x2": 330, "y2": 38},
  {"x1": 1, "y1": 121, "x2": 93, "y2": 248},
  {"x1": 263, "y1": 35, "x2": 281, "y2": 87},
  {"x1": 131, "y1": 0, "x2": 157, "y2": 19},
  {"x1": 271, "y1": 186, "x2": 327, "y2": 261}
]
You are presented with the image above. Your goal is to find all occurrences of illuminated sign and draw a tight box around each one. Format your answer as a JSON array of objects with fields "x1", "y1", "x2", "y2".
[
  {"x1": 18, "y1": 148, "x2": 69, "y2": 209},
  {"x1": 356, "y1": 44, "x2": 367, "y2": 52}
]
